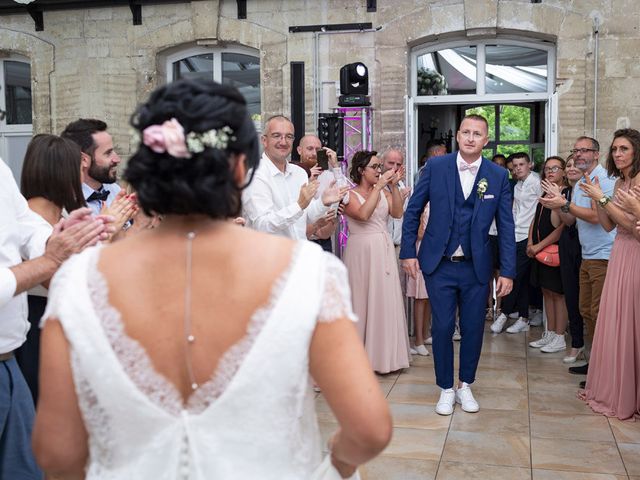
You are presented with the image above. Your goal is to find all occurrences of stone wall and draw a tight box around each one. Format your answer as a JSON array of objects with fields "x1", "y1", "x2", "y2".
[{"x1": 1, "y1": 0, "x2": 639, "y2": 159}]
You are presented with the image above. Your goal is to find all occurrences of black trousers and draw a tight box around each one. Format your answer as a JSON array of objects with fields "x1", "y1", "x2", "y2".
[
  {"x1": 559, "y1": 247, "x2": 584, "y2": 348},
  {"x1": 15, "y1": 295, "x2": 46, "y2": 404},
  {"x1": 501, "y1": 239, "x2": 531, "y2": 318}
]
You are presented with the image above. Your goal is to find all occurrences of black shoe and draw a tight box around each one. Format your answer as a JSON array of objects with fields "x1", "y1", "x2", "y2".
[
  {"x1": 569, "y1": 363, "x2": 588, "y2": 375},
  {"x1": 579, "y1": 381, "x2": 586, "y2": 388}
]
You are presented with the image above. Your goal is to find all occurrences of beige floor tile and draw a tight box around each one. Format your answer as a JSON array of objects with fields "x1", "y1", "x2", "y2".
[
  {"x1": 395, "y1": 365, "x2": 437, "y2": 385},
  {"x1": 388, "y1": 402, "x2": 451, "y2": 430},
  {"x1": 531, "y1": 438, "x2": 625, "y2": 474},
  {"x1": 408, "y1": 354, "x2": 434, "y2": 368},
  {"x1": 533, "y1": 469, "x2": 628, "y2": 479},
  {"x1": 442, "y1": 430, "x2": 530, "y2": 468},
  {"x1": 481, "y1": 335, "x2": 527, "y2": 357},
  {"x1": 528, "y1": 371, "x2": 583, "y2": 394},
  {"x1": 381, "y1": 426, "x2": 448, "y2": 461},
  {"x1": 609, "y1": 417, "x2": 640, "y2": 443},
  {"x1": 314, "y1": 396, "x2": 337, "y2": 424},
  {"x1": 450, "y1": 407, "x2": 529, "y2": 436},
  {"x1": 527, "y1": 355, "x2": 582, "y2": 375},
  {"x1": 387, "y1": 382, "x2": 442, "y2": 405},
  {"x1": 530, "y1": 412, "x2": 614, "y2": 442},
  {"x1": 437, "y1": 461, "x2": 530, "y2": 480},
  {"x1": 467, "y1": 385, "x2": 529, "y2": 411},
  {"x1": 359, "y1": 456, "x2": 438, "y2": 480},
  {"x1": 529, "y1": 388, "x2": 596, "y2": 415},
  {"x1": 476, "y1": 366, "x2": 527, "y2": 390},
  {"x1": 618, "y1": 442, "x2": 640, "y2": 475},
  {"x1": 477, "y1": 352, "x2": 527, "y2": 371}
]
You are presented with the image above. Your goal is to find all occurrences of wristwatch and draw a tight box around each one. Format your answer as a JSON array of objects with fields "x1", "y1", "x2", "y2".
[
  {"x1": 598, "y1": 195, "x2": 611, "y2": 207},
  {"x1": 560, "y1": 200, "x2": 571, "y2": 213}
]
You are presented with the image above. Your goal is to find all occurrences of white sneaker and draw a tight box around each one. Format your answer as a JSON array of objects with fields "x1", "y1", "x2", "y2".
[
  {"x1": 424, "y1": 337, "x2": 432, "y2": 345},
  {"x1": 452, "y1": 325, "x2": 461, "y2": 341},
  {"x1": 506, "y1": 317, "x2": 530, "y2": 333},
  {"x1": 436, "y1": 388, "x2": 456, "y2": 415},
  {"x1": 410, "y1": 347, "x2": 418, "y2": 355},
  {"x1": 413, "y1": 344, "x2": 430, "y2": 356},
  {"x1": 455, "y1": 382, "x2": 479, "y2": 413},
  {"x1": 508, "y1": 312, "x2": 519, "y2": 319},
  {"x1": 529, "y1": 309, "x2": 543, "y2": 327},
  {"x1": 490, "y1": 313, "x2": 508, "y2": 333},
  {"x1": 529, "y1": 331, "x2": 555, "y2": 348},
  {"x1": 540, "y1": 333, "x2": 567, "y2": 353}
]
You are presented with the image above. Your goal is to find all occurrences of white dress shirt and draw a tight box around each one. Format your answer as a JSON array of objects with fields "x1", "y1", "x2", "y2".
[
  {"x1": 0, "y1": 158, "x2": 52, "y2": 353},
  {"x1": 513, "y1": 171, "x2": 542, "y2": 242},
  {"x1": 82, "y1": 182, "x2": 121, "y2": 216},
  {"x1": 242, "y1": 153, "x2": 328, "y2": 240},
  {"x1": 454, "y1": 153, "x2": 482, "y2": 256}
]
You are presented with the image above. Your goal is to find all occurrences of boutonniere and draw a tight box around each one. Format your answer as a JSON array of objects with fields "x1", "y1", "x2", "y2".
[{"x1": 477, "y1": 178, "x2": 488, "y2": 200}]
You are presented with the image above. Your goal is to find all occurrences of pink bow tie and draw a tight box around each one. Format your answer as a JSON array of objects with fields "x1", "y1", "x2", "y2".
[{"x1": 459, "y1": 162, "x2": 478, "y2": 175}]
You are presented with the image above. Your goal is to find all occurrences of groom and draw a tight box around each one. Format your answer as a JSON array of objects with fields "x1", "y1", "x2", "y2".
[{"x1": 400, "y1": 114, "x2": 515, "y2": 415}]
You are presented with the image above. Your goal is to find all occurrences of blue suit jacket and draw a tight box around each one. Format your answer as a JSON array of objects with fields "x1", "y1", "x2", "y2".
[{"x1": 400, "y1": 152, "x2": 516, "y2": 284}]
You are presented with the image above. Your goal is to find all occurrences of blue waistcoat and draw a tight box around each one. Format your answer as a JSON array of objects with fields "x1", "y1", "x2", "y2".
[{"x1": 444, "y1": 169, "x2": 476, "y2": 257}]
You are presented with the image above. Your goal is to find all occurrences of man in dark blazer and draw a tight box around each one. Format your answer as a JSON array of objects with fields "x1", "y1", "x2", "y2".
[{"x1": 400, "y1": 115, "x2": 516, "y2": 415}]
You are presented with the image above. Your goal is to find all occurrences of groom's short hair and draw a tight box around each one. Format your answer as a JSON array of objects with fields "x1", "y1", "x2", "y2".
[{"x1": 460, "y1": 114, "x2": 489, "y2": 133}]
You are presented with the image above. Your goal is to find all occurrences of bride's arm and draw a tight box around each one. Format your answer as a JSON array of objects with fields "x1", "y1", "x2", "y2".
[
  {"x1": 32, "y1": 318, "x2": 88, "y2": 479},
  {"x1": 309, "y1": 318, "x2": 392, "y2": 477}
]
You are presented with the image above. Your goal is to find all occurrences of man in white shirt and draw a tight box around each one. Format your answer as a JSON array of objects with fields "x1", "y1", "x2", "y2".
[
  {"x1": 491, "y1": 152, "x2": 542, "y2": 334},
  {"x1": 242, "y1": 116, "x2": 346, "y2": 240},
  {"x1": 0, "y1": 157, "x2": 109, "y2": 478},
  {"x1": 61, "y1": 119, "x2": 122, "y2": 215}
]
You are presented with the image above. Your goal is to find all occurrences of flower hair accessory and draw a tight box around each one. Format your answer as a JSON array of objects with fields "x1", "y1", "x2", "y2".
[{"x1": 140, "y1": 118, "x2": 235, "y2": 159}]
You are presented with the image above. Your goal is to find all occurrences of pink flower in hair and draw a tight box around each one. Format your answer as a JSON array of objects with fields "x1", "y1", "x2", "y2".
[{"x1": 142, "y1": 118, "x2": 191, "y2": 158}]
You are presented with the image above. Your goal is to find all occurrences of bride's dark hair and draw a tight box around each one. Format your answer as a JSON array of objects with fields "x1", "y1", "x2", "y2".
[{"x1": 125, "y1": 78, "x2": 259, "y2": 218}]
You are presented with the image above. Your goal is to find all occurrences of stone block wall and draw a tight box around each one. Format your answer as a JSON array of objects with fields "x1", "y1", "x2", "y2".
[{"x1": 0, "y1": 0, "x2": 639, "y2": 161}]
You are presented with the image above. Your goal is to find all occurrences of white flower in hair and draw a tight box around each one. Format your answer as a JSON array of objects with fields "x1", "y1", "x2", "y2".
[{"x1": 186, "y1": 126, "x2": 235, "y2": 154}]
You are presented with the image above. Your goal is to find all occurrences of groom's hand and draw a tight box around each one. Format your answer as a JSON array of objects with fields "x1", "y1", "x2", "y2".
[
  {"x1": 401, "y1": 258, "x2": 419, "y2": 279},
  {"x1": 495, "y1": 276, "x2": 513, "y2": 297}
]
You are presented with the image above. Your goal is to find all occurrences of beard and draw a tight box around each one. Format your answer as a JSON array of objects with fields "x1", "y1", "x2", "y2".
[{"x1": 88, "y1": 158, "x2": 117, "y2": 184}]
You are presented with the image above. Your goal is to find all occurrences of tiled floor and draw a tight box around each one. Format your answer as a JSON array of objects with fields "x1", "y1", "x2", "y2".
[{"x1": 316, "y1": 323, "x2": 640, "y2": 479}]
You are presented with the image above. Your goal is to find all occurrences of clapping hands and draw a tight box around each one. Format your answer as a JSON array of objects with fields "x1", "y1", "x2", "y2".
[
  {"x1": 538, "y1": 179, "x2": 567, "y2": 210},
  {"x1": 615, "y1": 185, "x2": 640, "y2": 217},
  {"x1": 100, "y1": 190, "x2": 138, "y2": 240},
  {"x1": 578, "y1": 174, "x2": 604, "y2": 201}
]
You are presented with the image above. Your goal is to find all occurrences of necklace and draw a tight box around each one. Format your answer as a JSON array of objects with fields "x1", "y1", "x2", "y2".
[{"x1": 184, "y1": 231, "x2": 198, "y2": 391}]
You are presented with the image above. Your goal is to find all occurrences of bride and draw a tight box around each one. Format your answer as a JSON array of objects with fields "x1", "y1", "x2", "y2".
[{"x1": 33, "y1": 79, "x2": 391, "y2": 479}]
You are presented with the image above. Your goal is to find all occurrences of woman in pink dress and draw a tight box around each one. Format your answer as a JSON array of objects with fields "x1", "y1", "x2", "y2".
[
  {"x1": 343, "y1": 150, "x2": 411, "y2": 374},
  {"x1": 579, "y1": 128, "x2": 640, "y2": 420}
]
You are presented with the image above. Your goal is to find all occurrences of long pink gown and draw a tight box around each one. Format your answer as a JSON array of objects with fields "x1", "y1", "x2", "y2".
[
  {"x1": 584, "y1": 182, "x2": 640, "y2": 420},
  {"x1": 343, "y1": 190, "x2": 411, "y2": 374}
]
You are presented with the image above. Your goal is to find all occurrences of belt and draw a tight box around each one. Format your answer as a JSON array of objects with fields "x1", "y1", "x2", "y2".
[
  {"x1": 0, "y1": 351, "x2": 14, "y2": 362},
  {"x1": 444, "y1": 255, "x2": 471, "y2": 263}
]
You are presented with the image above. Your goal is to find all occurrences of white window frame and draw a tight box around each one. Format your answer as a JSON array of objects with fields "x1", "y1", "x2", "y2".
[
  {"x1": 410, "y1": 37, "x2": 556, "y2": 106},
  {"x1": 0, "y1": 54, "x2": 33, "y2": 134},
  {"x1": 165, "y1": 45, "x2": 260, "y2": 84}
]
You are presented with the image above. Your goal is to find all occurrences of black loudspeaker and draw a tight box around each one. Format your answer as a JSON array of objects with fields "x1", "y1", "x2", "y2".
[
  {"x1": 290, "y1": 61, "x2": 305, "y2": 161},
  {"x1": 318, "y1": 113, "x2": 344, "y2": 160}
]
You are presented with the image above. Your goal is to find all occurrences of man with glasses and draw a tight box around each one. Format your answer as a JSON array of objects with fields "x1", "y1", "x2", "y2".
[
  {"x1": 400, "y1": 115, "x2": 515, "y2": 415},
  {"x1": 539, "y1": 136, "x2": 616, "y2": 378},
  {"x1": 242, "y1": 115, "x2": 346, "y2": 240}
]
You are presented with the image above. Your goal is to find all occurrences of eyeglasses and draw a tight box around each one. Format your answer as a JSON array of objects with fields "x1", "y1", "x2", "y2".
[
  {"x1": 569, "y1": 148, "x2": 597, "y2": 155},
  {"x1": 268, "y1": 133, "x2": 295, "y2": 142},
  {"x1": 366, "y1": 163, "x2": 383, "y2": 171},
  {"x1": 543, "y1": 166, "x2": 564, "y2": 173}
]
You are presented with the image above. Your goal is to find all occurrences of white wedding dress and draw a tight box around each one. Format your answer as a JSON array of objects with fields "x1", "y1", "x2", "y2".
[{"x1": 43, "y1": 241, "x2": 357, "y2": 479}]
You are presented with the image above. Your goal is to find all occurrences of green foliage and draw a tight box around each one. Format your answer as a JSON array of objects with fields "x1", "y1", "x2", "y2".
[{"x1": 499, "y1": 105, "x2": 530, "y2": 141}]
